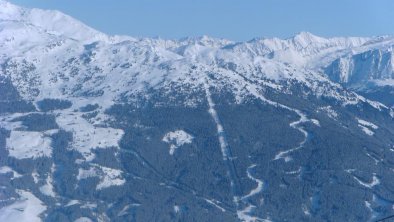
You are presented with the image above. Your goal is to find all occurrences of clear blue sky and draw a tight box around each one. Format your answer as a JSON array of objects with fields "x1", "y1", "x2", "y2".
[{"x1": 9, "y1": 0, "x2": 394, "y2": 41}]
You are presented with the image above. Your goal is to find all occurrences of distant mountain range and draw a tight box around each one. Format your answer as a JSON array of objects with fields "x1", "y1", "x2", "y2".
[{"x1": 1, "y1": 1, "x2": 394, "y2": 221}]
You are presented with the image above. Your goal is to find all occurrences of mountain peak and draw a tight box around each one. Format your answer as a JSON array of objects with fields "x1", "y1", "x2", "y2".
[
  {"x1": 291, "y1": 31, "x2": 326, "y2": 46},
  {"x1": 0, "y1": 0, "x2": 107, "y2": 42},
  {"x1": 0, "y1": 0, "x2": 23, "y2": 20},
  {"x1": 0, "y1": 0, "x2": 12, "y2": 5},
  {"x1": 294, "y1": 31, "x2": 319, "y2": 38}
]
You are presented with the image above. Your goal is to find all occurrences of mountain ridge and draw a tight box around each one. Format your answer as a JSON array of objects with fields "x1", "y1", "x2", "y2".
[
  {"x1": 0, "y1": 1, "x2": 390, "y2": 108},
  {"x1": 2, "y1": 1, "x2": 394, "y2": 222},
  {"x1": 2, "y1": 0, "x2": 394, "y2": 106}
]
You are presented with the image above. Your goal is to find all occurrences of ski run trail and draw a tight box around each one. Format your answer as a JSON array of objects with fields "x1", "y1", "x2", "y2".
[{"x1": 204, "y1": 72, "x2": 311, "y2": 221}]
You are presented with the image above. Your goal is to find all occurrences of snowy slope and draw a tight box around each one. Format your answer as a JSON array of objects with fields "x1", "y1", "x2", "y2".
[
  {"x1": 1, "y1": 0, "x2": 393, "y2": 101},
  {"x1": 0, "y1": 1, "x2": 388, "y2": 110},
  {"x1": 0, "y1": 0, "x2": 106, "y2": 42},
  {"x1": 2, "y1": 1, "x2": 394, "y2": 222}
]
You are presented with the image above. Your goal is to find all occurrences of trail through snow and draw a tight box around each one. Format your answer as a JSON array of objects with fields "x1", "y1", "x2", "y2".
[
  {"x1": 204, "y1": 79, "x2": 268, "y2": 222},
  {"x1": 202, "y1": 70, "x2": 312, "y2": 221},
  {"x1": 273, "y1": 109, "x2": 309, "y2": 162},
  {"x1": 223, "y1": 70, "x2": 311, "y2": 163},
  {"x1": 204, "y1": 80, "x2": 242, "y2": 196},
  {"x1": 242, "y1": 165, "x2": 264, "y2": 200},
  {"x1": 237, "y1": 165, "x2": 267, "y2": 222},
  {"x1": 244, "y1": 83, "x2": 310, "y2": 162}
]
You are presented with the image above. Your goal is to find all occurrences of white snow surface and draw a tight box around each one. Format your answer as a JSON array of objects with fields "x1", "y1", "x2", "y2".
[
  {"x1": 65, "y1": 200, "x2": 80, "y2": 207},
  {"x1": 162, "y1": 130, "x2": 193, "y2": 155},
  {"x1": 0, "y1": 166, "x2": 22, "y2": 179},
  {"x1": 242, "y1": 165, "x2": 264, "y2": 200},
  {"x1": 74, "y1": 217, "x2": 93, "y2": 222},
  {"x1": 353, "y1": 174, "x2": 380, "y2": 188},
  {"x1": 173, "y1": 205, "x2": 180, "y2": 214},
  {"x1": 359, "y1": 126, "x2": 374, "y2": 136},
  {"x1": 205, "y1": 83, "x2": 230, "y2": 160},
  {"x1": 6, "y1": 131, "x2": 52, "y2": 159},
  {"x1": 55, "y1": 109, "x2": 124, "y2": 162},
  {"x1": 357, "y1": 118, "x2": 378, "y2": 136},
  {"x1": 39, "y1": 164, "x2": 56, "y2": 197},
  {"x1": 96, "y1": 166, "x2": 126, "y2": 190},
  {"x1": 0, "y1": 1, "x2": 393, "y2": 221},
  {"x1": 32, "y1": 170, "x2": 40, "y2": 184},
  {"x1": 0, "y1": 0, "x2": 389, "y2": 114},
  {"x1": 39, "y1": 178, "x2": 56, "y2": 197},
  {"x1": 237, "y1": 205, "x2": 271, "y2": 222},
  {"x1": 317, "y1": 106, "x2": 338, "y2": 119},
  {"x1": 0, "y1": 190, "x2": 47, "y2": 222},
  {"x1": 311, "y1": 119, "x2": 320, "y2": 127},
  {"x1": 77, "y1": 164, "x2": 125, "y2": 190},
  {"x1": 357, "y1": 118, "x2": 378, "y2": 129},
  {"x1": 0, "y1": 0, "x2": 106, "y2": 42},
  {"x1": 204, "y1": 198, "x2": 226, "y2": 212}
]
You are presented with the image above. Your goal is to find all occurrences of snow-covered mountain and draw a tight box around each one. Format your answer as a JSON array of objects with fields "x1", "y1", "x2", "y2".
[{"x1": 1, "y1": 1, "x2": 394, "y2": 222}]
